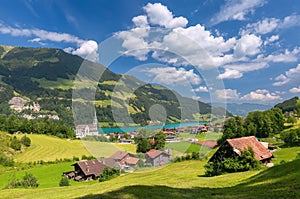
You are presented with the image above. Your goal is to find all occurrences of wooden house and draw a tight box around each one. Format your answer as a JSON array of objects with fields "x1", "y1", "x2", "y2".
[
  {"x1": 110, "y1": 151, "x2": 140, "y2": 169},
  {"x1": 71, "y1": 160, "x2": 109, "y2": 181},
  {"x1": 145, "y1": 149, "x2": 171, "y2": 167},
  {"x1": 210, "y1": 136, "x2": 273, "y2": 164}
]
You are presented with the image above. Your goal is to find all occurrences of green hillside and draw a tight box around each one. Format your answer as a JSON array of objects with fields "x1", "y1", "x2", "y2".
[
  {"x1": 0, "y1": 45, "x2": 228, "y2": 128},
  {"x1": 0, "y1": 158, "x2": 299, "y2": 199},
  {"x1": 275, "y1": 96, "x2": 300, "y2": 113}
]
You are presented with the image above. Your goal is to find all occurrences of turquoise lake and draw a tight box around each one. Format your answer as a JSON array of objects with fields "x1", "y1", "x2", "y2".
[{"x1": 98, "y1": 121, "x2": 208, "y2": 134}]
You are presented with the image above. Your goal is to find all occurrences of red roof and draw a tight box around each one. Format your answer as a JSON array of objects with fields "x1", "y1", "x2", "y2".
[
  {"x1": 125, "y1": 156, "x2": 140, "y2": 165},
  {"x1": 226, "y1": 136, "x2": 272, "y2": 161},
  {"x1": 198, "y1": 141, "x2": 218, "y2": 148},
  {"x1": 110, "y1": 151, "x2": 128, "y2": 160},
  {"x1": 145, "y1": 149, "x2": 169, "y2": 159}
]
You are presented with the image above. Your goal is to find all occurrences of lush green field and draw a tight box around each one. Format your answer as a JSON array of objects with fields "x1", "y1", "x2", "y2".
[
  {"x1": 14, "y1": 134, "x2": 137, "y2": 162},
  {"x1": 0, "y1": 158, "x2": 299, "y2": 199},
  {"x1": 15, "y1": 134, "x2": 92, "y2": 162},
  {"x1": 272, "y1": 146, "x2": 300, "y2": 165}
]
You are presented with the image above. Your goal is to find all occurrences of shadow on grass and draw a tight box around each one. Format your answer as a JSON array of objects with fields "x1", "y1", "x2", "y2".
[{"x1": 77, "y1": 160, "x2": 300, "y2": 199}]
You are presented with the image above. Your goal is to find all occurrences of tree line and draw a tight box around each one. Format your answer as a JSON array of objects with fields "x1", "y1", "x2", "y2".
[
  {"x1": 135, "y1": 128, "x2": 166, "y2": 153},
  {"x1": 219, "y1": 108, "x2": 284, "y2": 144},
  {"x1": 0, "y1": 114, "x2": 74, "y2": 138}
]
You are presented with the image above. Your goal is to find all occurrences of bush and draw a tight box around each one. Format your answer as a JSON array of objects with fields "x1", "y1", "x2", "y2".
[
  {"x1": 73, "y1": 156, "x2": 80, "y2": 161},
  {"x1": 99, "y1": 167, "x2": 120, "y2": 182},
  {"x1": 5, "y1": 173, "x2": 39, "y2": 189},
  {"x1": 0, "y1": 154, "x2": 14, "y2": 167},
  {"x1": 59, "y1": 176, "x2": 70, "y2": 186},
  {"x1": 205, "y1": 147, "x2": 260, "y2": 177},
  {"x1": 10, "y1": 136, "x2": 21, "y2": 151},
  {"x1": 21, "y1": 173, "x2": 39, "y2": 188},
  {"x1": 21, "y1": 135, "x2": 31, "y2": 147},
  {"x1": 81, "y1": 155, "x2": 96, "y2": 160},
  {"x1": 5, "y1": 175, "x2": 22, "y2": 189},
  {"x1": 281, "y1": 129, "x2": 300, "y2": 146}
]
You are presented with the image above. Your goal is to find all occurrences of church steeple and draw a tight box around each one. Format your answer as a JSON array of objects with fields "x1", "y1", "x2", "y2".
[{"x1": 93, "y1": 112, "x2": 98, "y2": 126}]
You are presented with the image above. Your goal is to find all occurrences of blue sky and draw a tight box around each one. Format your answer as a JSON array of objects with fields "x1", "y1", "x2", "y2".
[{"x1": 0, "y1": 0, "x2": 300, "y2": 105}]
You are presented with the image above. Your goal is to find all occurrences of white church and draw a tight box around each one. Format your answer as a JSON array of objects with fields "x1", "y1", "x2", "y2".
[{"x1": 75, "y1": 116, "x2": 99, "y2": 138}]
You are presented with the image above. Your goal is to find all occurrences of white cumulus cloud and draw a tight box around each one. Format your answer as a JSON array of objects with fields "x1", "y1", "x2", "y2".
[
  {"x1": 145, "y1": 67, "x2": 201, "y2": 86},
  {"x1": 72, "y1": 40, "x2": 99, "y2": 62},
  {"x1": 215, "y1": 89, "x2": 240, "y2": 100},
  {"x1": 0, "y1": 22, "x2": 99, "y2": 62},
  {"x1": 273, "y1": 64, "x2": 300, "y2": 86},
  {"x1": 234, "y1": 34, "x2": 262, "y2": 57},
  {"x1": 217, "y1": 69, "x2": 243, "y2": 79},
  {"x1": 192, "y1": 86, "x2": 209, "y2": 92},
  {"x1": 241, "y1": 89, "x2": 281, "y2": 101},
  {"x1": 290, "y1": 87, "x2": 300, "y2": 93},
  {"x1": 143, "y1": 3, "x2": 188, "y2": 28},
  {"x1": 132, "y1": 15, "x2": 148, "y2": 27}
]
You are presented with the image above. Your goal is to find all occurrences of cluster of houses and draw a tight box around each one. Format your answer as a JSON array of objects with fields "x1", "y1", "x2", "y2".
[
  {"x1": 63, "y1": 149, "x2": 172, "y2": 181},
  {"x1": 64, "y1": 134, "x2": 275, "y2": 182},
  {"x1": 8, "y1": 96, "x2": 60, "y2": 120}
]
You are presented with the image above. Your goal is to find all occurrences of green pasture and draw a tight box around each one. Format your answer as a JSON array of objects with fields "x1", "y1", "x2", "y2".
[
  {"x1": 14, "y1": 134, "x2": 91, "y2": 162},
  {"x1": 0, "y1": 158, "x2": 299, "y2": 199}
]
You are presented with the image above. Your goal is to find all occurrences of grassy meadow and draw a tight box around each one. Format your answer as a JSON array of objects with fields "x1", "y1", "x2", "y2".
[
  {"x1": 13, "y1": 134, "x2": 137, "y2": 163},
  {"x1": 14, "y1": 134, "x2": 91, "y2": 162},
  {"x1": 0, "y1": 130, "x2": 299, "y2": 198},
  {"x1": 0, "y1": 158, "x2": 299, "y2": 198}
]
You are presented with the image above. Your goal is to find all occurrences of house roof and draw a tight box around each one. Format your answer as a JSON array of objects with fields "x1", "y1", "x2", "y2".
[
  {"x1": 73, "y1": 160, "x2": 106, "y2": 176},
  {"x1": 226, "y1": 136, "x2": 272, "y2": 161},
  {"x1": 146, "y1": 149, "x2": 169, "y2": 159},
  {"x1": 99, "y1": 158, "x2": 119, "y2": 169},
  {"x1": 125, "y1": 156, "x2": 140, "y2": 165},
  {"x1": 110, "y1": 151, "x2": 129, "y2": 160}
]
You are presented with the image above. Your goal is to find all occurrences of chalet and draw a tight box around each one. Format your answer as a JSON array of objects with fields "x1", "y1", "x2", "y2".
[
  {"x1": 109, "y1": 151, "x2": 140, "y2": 169},
  {"x1": 125, "y1": 156, "x2": 140, "y2": 167},
  {"x1": 68, "y1": 160, "x2": 109, "y2": 181},
  {"x1": 163, "y1": 131, "x2": 177, "y2": 142},
  {"x1": 145, "y1": 149, "x2": 171, "y2": 167},
  {"x1": 75, "y1": 116, "x2": 98, "y2": 138},
  {"x1": 110, "y1": 151, "x2": 129, "y2": 169},
  {"x1": 210, "y1": 136, "x2": 273, "y2": 165}
]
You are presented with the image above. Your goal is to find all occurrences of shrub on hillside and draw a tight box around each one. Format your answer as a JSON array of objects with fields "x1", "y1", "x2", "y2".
[
  {"x1": 99, "y1": 167, "x2": 120, "y2": 182},
  {"x1": 21, "y1": 135, "x2": 31, "y2": 147},
  {"x1": 280, "y1": 128, "x2": 300, "y2": 146},
  {"x1": 59, "y1": 176, "x2": 70, "y2": 186},
  {"x1": 10, "y1": 136, "x2": 21, "y2": 151},
  {"x1": 5, "y1": 173, "x2": 39, "y2": 189},
  {"x1": 0, "y1": 154, "x2": 14, "y2": 167},
  {"x1": 205, "y1": 147, "x2": 260, "y2": 177},
  {"x1": 21, "y1": 173, "x2": 39, "y2": 188}
]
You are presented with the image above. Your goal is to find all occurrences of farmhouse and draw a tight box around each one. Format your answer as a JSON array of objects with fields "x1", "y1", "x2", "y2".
[
  {"x1": 110, "y1": 151, "x2": 140, "y2": 169},
  {"x1": 210, "y1": 136, "x2": 273, "y2": 165},
  {"x1": 67, "y1": 159, "x2": 109, "y2": 181},
  {"x1": 145, "y1": 149, "x2": 171, "y2": 166}
]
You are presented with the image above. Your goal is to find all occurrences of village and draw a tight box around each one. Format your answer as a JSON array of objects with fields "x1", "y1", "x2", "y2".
[{"x1": 64, "y1": 120, "x2": 276, "y2": 182}]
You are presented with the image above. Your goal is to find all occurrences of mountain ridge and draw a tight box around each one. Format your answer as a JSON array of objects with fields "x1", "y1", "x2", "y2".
[{"x1": 0, "y1": 45, "x2": 229, "y2": 127}]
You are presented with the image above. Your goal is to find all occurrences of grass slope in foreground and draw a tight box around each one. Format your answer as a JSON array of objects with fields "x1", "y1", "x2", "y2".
[{"x1": 0, "y1": 158, "x2": 299, "y2": 199}]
